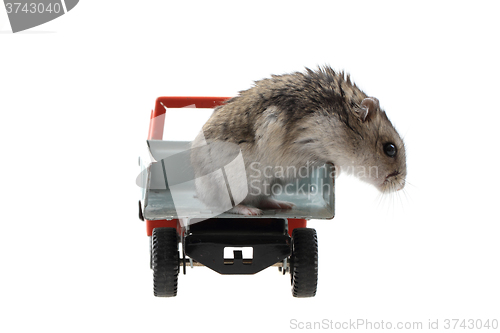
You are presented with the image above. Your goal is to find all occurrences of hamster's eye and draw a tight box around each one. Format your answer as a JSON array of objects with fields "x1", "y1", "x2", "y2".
[{"x1": 383, "y1": 143, "x2": 397, "y2": 157}]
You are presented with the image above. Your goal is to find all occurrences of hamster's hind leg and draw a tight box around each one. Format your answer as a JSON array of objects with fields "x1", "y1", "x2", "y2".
[
  {"x1": 226, "y1": 198, "x2": 294, "y2": 216},
  {"x1": 228, "y1": 204, "x2": 263, "y2": 216},
  {"x1": 257, "y1": 198, "x2": 295, "y2": 210}
]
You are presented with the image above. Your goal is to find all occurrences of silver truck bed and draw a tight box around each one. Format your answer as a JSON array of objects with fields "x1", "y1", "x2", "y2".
[{"x1": 140, "y1": 140, "x2": 335, "y2": 221}]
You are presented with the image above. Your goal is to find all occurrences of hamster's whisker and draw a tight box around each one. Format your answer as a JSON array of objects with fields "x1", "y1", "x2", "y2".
[
  {"x1": 390, "y1": 190, "x2": 395, "y2": 217},
  {"x1": 397, "y1": 189, "x2": 404, "y2": 209},
  {"x1": 391, "y1": 186, "x2": 396, "y2": 213},
  {"x1": 402, "y1": 179, "x2": 415, "y2": 188},
  {"x1": 401, "y1": 188, "x2": 411, "y2": 205},
  {"x1": 376, "y1": 191, "x2": 385, "y2": 209}
]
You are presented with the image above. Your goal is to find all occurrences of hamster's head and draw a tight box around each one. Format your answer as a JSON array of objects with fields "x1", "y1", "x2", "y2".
[{"x1": 351, "y1": 97, "x2": 407, "y2": 193}]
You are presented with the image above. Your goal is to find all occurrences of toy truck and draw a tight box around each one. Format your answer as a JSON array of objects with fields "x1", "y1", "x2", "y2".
[{"x1": 138, "y1": 97, "x2": 335, "y2": 297}]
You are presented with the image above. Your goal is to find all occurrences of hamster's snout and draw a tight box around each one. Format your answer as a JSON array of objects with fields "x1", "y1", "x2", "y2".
[{"x1": 380, "y1": 170, "x2": 405, "y2": 192}]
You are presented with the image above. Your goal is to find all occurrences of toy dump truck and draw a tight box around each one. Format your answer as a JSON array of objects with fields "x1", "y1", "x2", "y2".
[{"x1": 138, "y1": 97, "x2": 335, "y2": 297}]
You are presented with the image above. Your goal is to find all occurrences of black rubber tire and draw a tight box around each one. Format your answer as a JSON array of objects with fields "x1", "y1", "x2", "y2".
[
  {"x1": 290, "y1": 228, "x2": 318, "y2": 298},
  {"x1": 152, "y1": 228, "x2": 179, "y2": 297}
]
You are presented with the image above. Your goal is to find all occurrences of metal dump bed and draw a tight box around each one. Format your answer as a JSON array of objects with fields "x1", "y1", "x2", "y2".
[
  {"x1": 140, "y1": 139, "x2": 335, "y2": 222},
  {"x1": 139, "y1": 97, "x2": 333, "y2": 298}
]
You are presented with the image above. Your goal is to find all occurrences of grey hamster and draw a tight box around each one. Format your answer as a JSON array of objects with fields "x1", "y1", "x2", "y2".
[{"x1": 191, "y1": 66, "x2": 406, "y2": 215}]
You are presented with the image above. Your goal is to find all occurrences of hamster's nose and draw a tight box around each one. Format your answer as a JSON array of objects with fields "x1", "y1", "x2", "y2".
[{"x1": 386, "y1": 171, "x2": 399, "y2": 179}]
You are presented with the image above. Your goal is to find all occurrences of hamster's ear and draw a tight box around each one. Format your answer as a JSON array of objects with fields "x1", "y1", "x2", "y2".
[{"x1": 358, "y1": 97, "x2": 380, "y2": 122}]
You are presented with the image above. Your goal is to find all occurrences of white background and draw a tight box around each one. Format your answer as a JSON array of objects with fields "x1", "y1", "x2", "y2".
[{"x1": 1, "y1": 1, "x2": 499, "y2": 332}]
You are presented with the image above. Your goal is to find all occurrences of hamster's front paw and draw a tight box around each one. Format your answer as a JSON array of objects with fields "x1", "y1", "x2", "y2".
[{"x1": 229, "y1": 204, "x2": 263, "y2": 216}]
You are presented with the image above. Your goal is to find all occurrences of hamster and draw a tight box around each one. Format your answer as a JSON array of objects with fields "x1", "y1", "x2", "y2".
[{"x1": 191, "y1": 66, "x2": 406, "y2": 215}]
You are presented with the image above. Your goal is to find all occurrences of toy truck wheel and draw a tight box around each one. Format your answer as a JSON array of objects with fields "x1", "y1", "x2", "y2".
[
  {"x1": 152, "y1": 228, "x2": 179, "y2": 297},
  {"x1": 290, "y1": 228, "x2": 318, "y2": 298}
]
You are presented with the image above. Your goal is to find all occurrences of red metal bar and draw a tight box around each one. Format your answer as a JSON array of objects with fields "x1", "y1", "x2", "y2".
[
  {"x1": 147, "y1": 97, "x2": 229, "y2": 140},
  {"x1": 287, "y1": 219, "x2": 308, "y2": 237},
  {"x1": 146, "y1": 219, "x2": 180, "y2": 236}
]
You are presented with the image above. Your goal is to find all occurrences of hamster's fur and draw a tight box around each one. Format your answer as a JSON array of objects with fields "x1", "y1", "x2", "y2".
[{"x1": 191, "y1": 66, "x2": 406, "y2": 215}]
